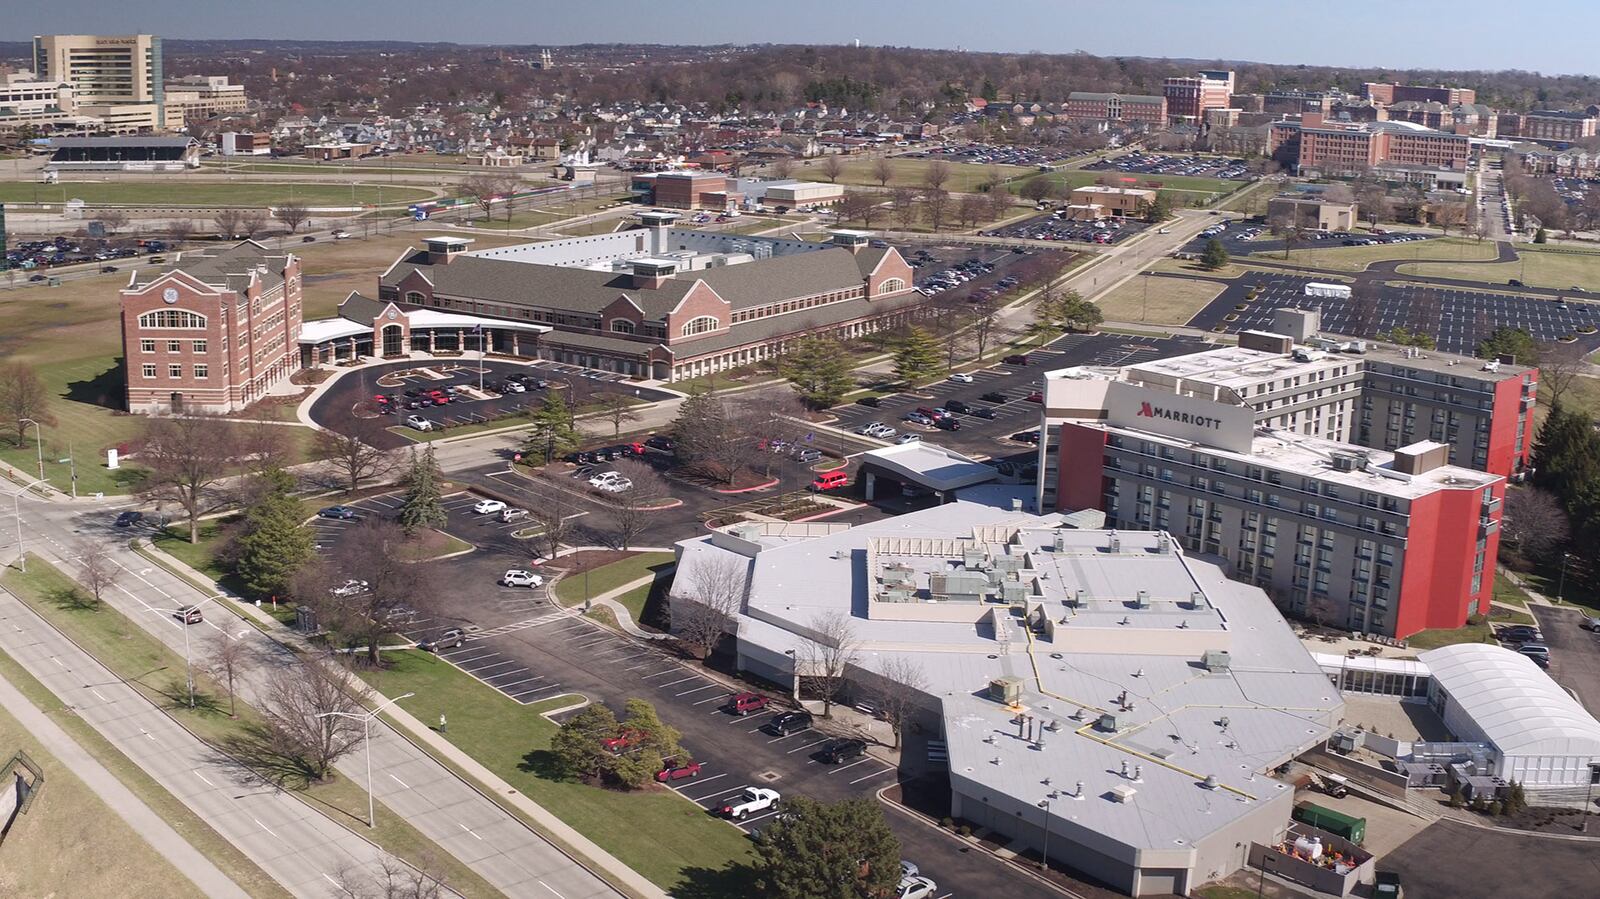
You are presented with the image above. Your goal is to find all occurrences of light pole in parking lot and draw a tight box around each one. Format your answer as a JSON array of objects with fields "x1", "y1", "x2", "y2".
[
  {"x1": 1037, "y1": 796, "x2": 1053, "y2": 873},
  {"x1": 318, "y1": 691, "x2": 415, "y2": 828},
  {"x1": 1557, "y1": 552, "x2": 1575, "y2": 604}
]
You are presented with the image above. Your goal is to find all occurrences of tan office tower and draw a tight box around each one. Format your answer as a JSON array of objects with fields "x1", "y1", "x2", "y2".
[{"x1": 32, "y1": 34, "x2": 163, "y2": 130}]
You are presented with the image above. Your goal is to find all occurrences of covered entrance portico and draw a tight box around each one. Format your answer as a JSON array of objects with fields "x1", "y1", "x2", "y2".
[{"x1": 298, "y1": 294, "x2": 552, "y2": 366}]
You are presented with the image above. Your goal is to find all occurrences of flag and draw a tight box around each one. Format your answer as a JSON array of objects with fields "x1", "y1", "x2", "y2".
[{"x1": 472, "y1": 323, "x2": 483, "y2": 334}]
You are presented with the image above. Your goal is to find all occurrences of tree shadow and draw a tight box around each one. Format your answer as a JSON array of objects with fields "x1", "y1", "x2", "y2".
[
  {"x1": 517, "y1": 748, "x2": 571, "y2": 782},
  {"x1": 212, "y1": 720, "x2": 320, "y2": 790},
  {"x1": 44, "y1": 584, "x2": 100, "y2": 612},
  {"x1": 639, "y1": 562, "x2": 675, "y2": 631},
  {"x1": 64, "y1": 357, "x2": 127, "y2": 411},
  {"x1": 670, "y1": 862, "x2": 760, "y2": 899}
]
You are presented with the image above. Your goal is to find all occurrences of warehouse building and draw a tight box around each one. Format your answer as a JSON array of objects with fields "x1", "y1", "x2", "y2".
[{"x1": 672, "y1": 501, "x2": 1343, "y2": 897}]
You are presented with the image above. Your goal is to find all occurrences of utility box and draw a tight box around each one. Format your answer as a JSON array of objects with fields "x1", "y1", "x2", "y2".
[
  {"x1": 988, "y1": 676, "x2": 1022, "y2": 705},
  {"x1": 1292, "y1": 803, "x2": 1366, "y2": 845}
]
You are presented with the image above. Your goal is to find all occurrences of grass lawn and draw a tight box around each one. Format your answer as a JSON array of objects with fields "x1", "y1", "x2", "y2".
[
  {"x1": 1015, "y1": 169, "x2": 1247, "y2": 197},
  {"x1": 1097, "y1": 274, "x2": 1224, "y2": 325},
  {"x1": 0, "y1": 695, "x2": 210, "y2": 899},
  {"x1": 1405, "y1": 619, "x2": 1495, "y2": 650},
  {"x1": 805, "y1": 156, "x2": 1032, "y2": 193},
  {"x1": 553, "y1": 552, "x2": 676, "y2": 607},
  {"x1": 1493, "y1": 571, "x2": 1531, "y2": 608},
  {"x1": 1149, "y1": 258, "x2": 1297, "y2": 281},
  {"x1": 1270, "y1": 236, "x2": 1497, "y2": 273},
  {"x1": 1398, "y1": 244, "x2": 1600, "y2": 290},
  {"x1": 360, "y1": 650, "x2": 756, "y2": 894},
  {"x1": 0, "y1": 180, "x2": 435, "y2": 207},
  {"x1": 0, "y1": 557, "x2": 502, "y2": 898}
]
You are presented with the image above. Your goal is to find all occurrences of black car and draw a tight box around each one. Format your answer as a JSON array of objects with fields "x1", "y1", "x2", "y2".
[
  {"x1": 970, "y1": 407, "x2": 997, "y2": 419},
  {"x1": 935, "y1": 417, "x2": 961, "y2": 431},
  {"x1": 318, "y1": 505, "x2": 361, "y2": 520},
  {"x1": 819, "y1": 738, "x2": 868, "y2": 764},
  {"x1": 506, "y1": 373, "x2": 531, "y2": 384},
  {"x1": 980, "y1": 391, "x2": 1008, "y2": 403},
  {"x1": 100, "y1": 265, "x2": 118, "y2": 273},
  {"x1": 27, "y1": 274, "x2": 45, "y2": 282},
  {"x1": 1003, "y1": 354, "x2": 1031, "y2": 366},
  {"x1": 404, "y1": 388, "x2": 424, "y2": 398},
  {"x1": 645, "y1": 435, "x2": 675, "y2": 452},
  {"x1": 1012, "y1": 430, "x2": 1041, "y2": 444},
  {"x1": 766, "y1": 710, "x2": 814, "y2": 736},
  {"x1": 856, "y1": 396, "x2": 882, "y2": 407},
  {"x1": 114, "y1": 510, "x2": 144, "y2": 528},
  {"x1": 1509, "y1": 278, "x2": 1525, "y2": 287},
  {"x1": 945, "y1": 399, "x2": 971, "y2": 414},
  {"x1": 302, "y1": 235, "x2": 316, "y2": 243}
]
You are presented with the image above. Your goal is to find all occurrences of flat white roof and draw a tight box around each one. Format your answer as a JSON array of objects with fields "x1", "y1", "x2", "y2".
[
  {"x1": 859, "y1": 443, "x2": 998, "y2": 492},
  {"x1": 1420, "y1": 644, "x2": 1600, "y2": 758}
]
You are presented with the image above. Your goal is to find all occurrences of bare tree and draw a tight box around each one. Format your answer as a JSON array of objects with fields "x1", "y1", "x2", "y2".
[
  {"x1": 800, "y1": 611, "x2": 858, "y2": 718},
  {"x1": 239, "y1": 209, "x2": 269, "y2": 238},
  {"x1": 592, "y1": 392, "x2": 641, "y2": 438},
  {"x1": 1431, "y1": 201, "x2": 1468, "y2": 236},
  {"x1": 460, "y1": 173, "x2": 504, "y2": 222},
  {"x1": 921, "y1": 159, "x2": 951, "y2": 194},
  {"x1": 314, "y1": 517, "x2": 442, "y2": 666},
  {"x1": 315, "y1": 417, "x2": 395, "y2": 494},
  {"x1": 205, "y1": 636, "x2": 251, "y2": 719},
  {"x1": 601, "y1": 458, "x2": 670, "y2": 551},
  {"x1": 260, "y1": 654, "x2": 364, "y2": 781},
  {"x1": 73, "y1": 538, "x2": 120, "y2": 608},
  {"x1": 985, "y1": 183, "x2": 1013, "y2": 221},
  {"x1": 140, "y1": 415, "x2": 240, "y2": 544},
  {"x1": 971, "y1": 300, "x2": 1011, "y2": 360},
  {"x1": 769, "y1": 156, "x2": 795, "y2": 180},
  {"x1": 957, "y1": 193, "x2": 987, "y2": 230},
  {"x1": 0, "y1": 362, "x2": 55, "y2": 448},
  {"x1": 869, "y1": 656, "x2": 927, "y2": 750},
  {"x1": 274, "y1": 201, "x2": 311, "y2": 234},
  {"x1": 819, "y1": 154, "x2": 845, "y2": 184},
  {"x1": 1501, "y1": 486, "x2": 1571, "y2": 563},
  {"x1": 237, "y1": 418, "x2": 295, "y2": 477},
  {"x1": 670, "y1": 554, "x2": 746, "y2": 659},
  {"x1": 835, "y1": 192, "x2": 872, "y2": 227},
  {"x1": 1536, "y1": 341, "x2": 1586, "y2": 408},
  {"x1": 213, "y1": 209, "x2": 243, "y2": 239},
  {"x1": 97, "y1": 210, "x2": 130, "y2": 235},
  {"x1": 872, "y1": 155, "x2": 895, "y2": 187},
  {"x1": 890, "y1": 187, "x2": 918, "y2": 231},
  {"x1": 922, "y1": 188, "x2": 950, "y2": 232},
  {"x1": 333, "y1": 855, "x2": 448, "y2": 899},
  {"x1": 168, "y1": 219, "x2": 195, "y2": 246},
  {"x1": 529, "y1": 487, "x2": 575, "y2": 563}
]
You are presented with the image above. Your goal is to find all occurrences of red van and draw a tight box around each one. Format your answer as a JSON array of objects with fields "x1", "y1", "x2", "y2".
[{"x1": 812, "y1": 471, "x2": 849, "y2": 492}]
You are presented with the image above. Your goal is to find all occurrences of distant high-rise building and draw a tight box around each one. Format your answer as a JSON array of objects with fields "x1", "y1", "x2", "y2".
[
  {"x1": 32, "y1": 33, "x2": 164, "y2": 131},
  {"x1": 1163, "y1": 70, "x2": 1234, "y2": 124}
]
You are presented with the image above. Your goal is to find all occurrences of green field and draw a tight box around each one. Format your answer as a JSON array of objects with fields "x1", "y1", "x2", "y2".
[
  {"x1": 1016, "y1": 169, "x2": 1247, "y2": 197},
  {"x1": 1271, "y1": 236, "x2": 1499, "y2": 272},
  {"x1": 553, "y1": 552, "x2": 676, "y2": 607},
  {"x1": 1398, "y1": 245, "x2": 1600, "y2": 290},
  {"x1": 0, "y1": 180, "x2": 436, "y2": 207},
  {"x1": 795, "y1": 156, "x2": 1033, "y2": 193},
  {"x1": 361, "y1": 650, "x2": 757, "y2": 893},
  {"x1": 1098, "y1": 275, "x2": 1224, "y2": 325}
]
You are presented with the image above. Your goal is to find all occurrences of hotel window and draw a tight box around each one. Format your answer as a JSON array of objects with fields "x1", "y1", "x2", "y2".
[
  {"x1": 192, "y1": 339, "x2": 207, "y2": 354},
  {"x1": 194, "y1": 364, "x2": 209, "y2": 379},
  {"x1": 168, "y1": 364, "x2": 183, "y2": 379},
  {"x1": 167, "y1": 339, "x2": 182, "y2": 353},
  {"x1": 140, "y1": 339, "x2": 155, "y2": 353},
  {"x1": 141, "y1": 363, "x2": 156, "y2": 379},
  {"x1": 138, "y1": 309, "x2": 207, "y2": 329},
  {"x1": 611, "y1": 320, "x2": 636, "y2": 334}
]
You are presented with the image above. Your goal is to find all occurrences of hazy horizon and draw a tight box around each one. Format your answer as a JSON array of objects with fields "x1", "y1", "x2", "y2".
[{"x1": 11, "y1": 0, "x2": 1600, "y2": 79}]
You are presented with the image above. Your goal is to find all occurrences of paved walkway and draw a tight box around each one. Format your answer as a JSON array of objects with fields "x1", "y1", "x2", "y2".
[
  {"x1": 0, "y1": 587, "x2": 401, "y2": 898},
  {"x1": 0, "y1": 660, "x2": 250, "y2": 899}
]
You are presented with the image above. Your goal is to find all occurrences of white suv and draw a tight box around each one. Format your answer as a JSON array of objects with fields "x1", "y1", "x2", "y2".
[{"x1": 501, "y1": 569, "x2": 543, "y2": 588}]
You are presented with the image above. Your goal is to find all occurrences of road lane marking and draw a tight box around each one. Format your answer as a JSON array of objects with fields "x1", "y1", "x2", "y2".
[
  {"x1": 90, "y1": 688, "x2": 110, "y2": 702},
  {"x1": 193, "y1": 770, "x2": 214, "y2": 786},
  {"x1": 539, "y1": 882, "x2": 568, "y2": 899},
  {"x1": 458, "y1": 823, "x2": 483, "y2": 840},
  {"x1": 390, "y1": 774, "x2": 410, "y2": 789},
  {"x1": 252, "y1": 817, "x2": 278, "y2": 837}
]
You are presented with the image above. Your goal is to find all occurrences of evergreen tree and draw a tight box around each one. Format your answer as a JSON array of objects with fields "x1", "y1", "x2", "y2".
[
  {"x1": 396, "y1": 445, "x2": 448, "y2": 535},
  {"x1": 1476, "y1": 326, "x2": 1538, "y2": 364},
  {"x1": 1056, "y1": 290, "x2": 1105, "y2": 332},
  {"x1": 1531, "y1": 403, "x2": 1600, "y2": 504},
  {"x1": 1534, "y1": 226, "x2": 1548, "y2": 244},
  {"x1": 1146, "y1": 192, "x2": 1173, "y2": 223},
  {"x1": 525, "y1": 391, "x2": 581, "y2": 463},
  {"x1": 892, "y1": 326, "x2": 943, "y2": 385},
  {"x1": 671, "y1": 388, "x2": 727, "y2": 470},
  {"x1": 1378, "y1": 326, "x2": 1436, "y2": 349},
  {"x1": 781, "y1": 337, "x2": 856, "y2": 409},
  {"x1": 1200, "y1": 237, "x2": 1230, "y2": 270},
  {"x1": 233, "y1": 468, "x2": 314, "y2": 599},
  {"x1": 549, "y1": 704, "x2": 620, "y2": 782},
  {"x1": 754, "y1": 796, "x2": 902, "y2": 899},
  {"x1": 608, "y1": 699, "x2": 685, "y2": 789}
]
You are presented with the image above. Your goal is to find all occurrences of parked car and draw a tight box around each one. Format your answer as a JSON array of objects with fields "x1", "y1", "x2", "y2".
[
  {"x1": 1517, "y1": 643, "x2": 1551, "y2": 663},
  {"x1": 980, "y1": 391, "x2": 1008, "y2": 403},
  {"x1": 1498, "y1": 624, "x2": 1541, "y2": 643},
  {"x1": 896, "y1": 434, "x2": 922, "y2": 445},
  {"x1": 329, "y1": 579, "x2": 369, "y2": 597},
  {"x1": 728, "y1": 692, "x2": 769, "y2": 716},
  {"x1": 500, "y1": 508, "x2": 530, "y2": 523},
  {"x1": 948, "y1": 372, "x2": 975, "y2": 383},
  {"x1": 114, "y1": 510, "x2": 144, "y2": 527},
  {"x1": 503, "y1": 380, "x2": 526, "y2": 393},
  {"x1": 765, "y1": 710, "x2": 814, "y2": 736},
  {"x1": 719, "y1": 786, "x2": 780, "y2": 819},
  {"x1": 602, "y1": 730, "x2": 644, "y2": 754},
  {"x1": 935, "y1": 417, "x2": 961, "y2": 431},
  {"x1": 896, "y1": 876, "x2": 938, "y2": 899},
  {"x1": 473, "y1": 499, "x2": 507, "y2": 514},
  {"x1": 405, "y1": 414, "x2": 433, "y2": 431},
  {"x1": 812, "y1": 471, "x2": 849, "y2": 492},
  {"x1": 1003, "y1": 354, "x2": 1031, "y2": 365},
  {"x1": 970, "y1": 406, "x2": 997, "y2": 419},
  {"x1": 502, "y1": 569, "x2": 543, "y2": 588},
  {"x1": 176, "y1": 605, "x2": 204, "y2": 625},
  {"x1": 903, "y1": 412, "x2": 933, "y2": 426},
  {"x1": 1012, "y1": 430, "x2": 1041, "y2": 444},
  {"x1": 318, "y1": 505, "x2": 361, "y2": 520},
  {"x1": 655, "y1": 759, "x2": 704, "y2": 782},
  {"x1": 645, "y1": 435, "x2": 676, "y2": 452},
  {"x1": 856, "y1": 396, "x2": 882, "y2": 407},
  {"x1": 795, "y1": 449, "x2": 822, "y2": 464},
  {"x1": 945, "y1": 399, "x2": 970, "y2": 413},
  {"x1": 1581, "y1": 616, "x2": 1600, "y2": 632},
  {"x1": 419, "y1": 628, "x2": 465, "y2": 652},
  {"x1": 819, "y1": 738, "x2": 868, "y2": 764}
]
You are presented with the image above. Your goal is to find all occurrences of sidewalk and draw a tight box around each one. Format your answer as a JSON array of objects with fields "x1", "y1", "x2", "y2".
[{"x1": 0, "y1": 667, "x2": 250, "y2": 899}]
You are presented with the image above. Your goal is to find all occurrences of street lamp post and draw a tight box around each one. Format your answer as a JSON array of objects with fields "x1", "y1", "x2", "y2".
[
  {"x1": 318, "y1": 691, "x2": 415, "y2": 828},
  {"x1": 1037, "y1": 797, "x2": 1052, "y2": 873},
  {"x1": 1557, "y1": 552, "x2": 1575, "y2": 604},
  {"x1": 149, "y1": 594, "x2": 222, "y2": 707},
  {"x1": 10, "y1": 491, "x2": 24, "y2": 572},
  {"x1": 19, "y1": 418, "x2": 43, "y2": 482}
]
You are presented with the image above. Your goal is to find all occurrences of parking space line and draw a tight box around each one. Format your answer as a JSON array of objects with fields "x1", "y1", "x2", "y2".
[
  {"x1": 675, "y1": 683, "x2": 719, "y2": 697},
  {"x1": 849, "y1": 767, "x2": 897, "y2": 785},
  {"x1": 783, "y1": 735, "x2": 831, "y2": 751},
  {"x1": 658, "y1": 675, "x2": 701, "y2": 688},
  {"x1": 826, "y1": 757, "x2": 879, "y2": 776},
  {"x1": 687, "y1": 783, "x2": 748, "y2": 803},
  {"x1": 671, "y1": 773, "x2": 725, "y2": 792},
  {"x1": 469, "y1": 659, "x2": 521, "y2": 674},
  {"x1": 641, "y1": 668, "x2": 681, "y2": 679},
  {"x1": 491, "y1": 674, "x2": 544, "y2": 689},
  {"x1": 692, "y1": 693, "x2": 728, "y2": 706}
]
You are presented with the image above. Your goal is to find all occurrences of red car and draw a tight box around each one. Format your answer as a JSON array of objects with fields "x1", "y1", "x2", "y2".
[
  {"x1": 602, "y1": 730, "x2": 643, "y2": 754},
  {"x1": 373, "y1": 394, "x2": 390, "y2": 405},
  {"x1": 728, "y1": 692, "x2": 769, "y2": 716},
  {"x1": 1025, "y1": 391, "x2": 1043, "y2": 403},
  {"x1": 656, "y1": 759, "x2": 703, "y2": 782},
  {"x1": 429, "y1": 391, "x2": 452, "y2": 404}
]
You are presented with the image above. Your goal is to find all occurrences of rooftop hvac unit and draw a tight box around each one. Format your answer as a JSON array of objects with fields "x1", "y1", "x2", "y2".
[
  {"x1": 1109, "y1": 784, "x2": 1138, "y2": 803},
  {"x1": 963, "y1": 548, "x2": 988, "y2": 569},
  {"x1": 1134, "y1": 590, "x2": 1150, "y2": 609},
  {"x1": 1053, "y1": 530, "x2": 1067, "y2": 551},
  {"x1": 989, "y1": 676, "x2": 1023, "y2": 705},
  {"x1": 1069, "y1": 589, "x2": 1086, "y2": 607},
  {"x1": 1096, "y1": 713, "x2": 1122, "y2": 733},
  {"x1": 1107, "y1": 533, "x2": 1122, "y2": 553},
  {"x1": 1202, "y1": 649, "x2": 1232, "y2": 673},
  {"x1": 1002, "y1": 583, "x2": 1028, "y2": 606},
  {"x1": 1156, "y1": 532, "x2": 1172, "y2": 554}
]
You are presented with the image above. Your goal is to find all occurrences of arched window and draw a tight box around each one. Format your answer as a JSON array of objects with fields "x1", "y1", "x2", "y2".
[
  {"x1": 680, "y1": 315, "x2": 719, "y2": 337},
  {"x1": 877, "y1": 277, "x2": 906, "y2": 295},
  {"x1": 403, "y1": 290, "x2": 426, "y2": 305},
  {"x1": 611, "y1": 319, "x2": 636, "y2": 334},
  {"x1": 137, "y1": 309, "x2": 207, "y2": 329}
]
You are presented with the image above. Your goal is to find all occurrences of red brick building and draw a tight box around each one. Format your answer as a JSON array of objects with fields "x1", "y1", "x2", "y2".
[
  {"x1": 1062, "y1": 92, "x2": 1167, "y2": 126},
  {"x1": 120, "y1": 241, "x2": 303, "y2": 414},
  {"x1": 1268, "y1": 114, "x2": 1469, "y2": 180},
  {"x1": 1364, "y1": 82, "x2": 1476, "y2": 107},
  {"x1": 1163, "y1": 70, "x2": 1233, "y2": 124}
]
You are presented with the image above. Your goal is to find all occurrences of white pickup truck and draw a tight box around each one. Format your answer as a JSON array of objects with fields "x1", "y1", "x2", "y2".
[{"x1": 719, "y1": 787, "x2": 780, "y2": 820}]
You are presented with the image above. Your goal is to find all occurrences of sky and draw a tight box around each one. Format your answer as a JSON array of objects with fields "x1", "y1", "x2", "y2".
[{"x1": 11, "y1": 1, "x2": 1600, "y2": 77}]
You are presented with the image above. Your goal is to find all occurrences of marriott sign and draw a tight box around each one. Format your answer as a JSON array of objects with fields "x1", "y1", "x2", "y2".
[{"x1": 1104, "y1": 381, "x2": 1254, "y2": 452}]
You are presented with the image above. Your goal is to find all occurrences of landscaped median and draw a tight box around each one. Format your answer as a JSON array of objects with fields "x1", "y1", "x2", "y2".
[
  {"x1": 359, "y1": 649, "x2": 758, "y2": 894},
  {"x1": 0, "y1": 557, "x2": 503, "y2": 899},
  {"x1": 552, "y1": 551, "x2": 676, "y2": 610}
]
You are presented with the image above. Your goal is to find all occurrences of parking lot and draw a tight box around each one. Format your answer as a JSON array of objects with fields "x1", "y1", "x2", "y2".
[
  {"x1": 306, "y1": 358, "x2": 676, "y2": 449},
  {"x1": 988, "y1": 210, "x2": 1148, "y2": 245},
  {"x1": 1082, "y1": 151, "x2": 1251, "y2": 181},
  {"x1": 1184, "y1": 272, "x2": 1600, "y2": 354},
  {"x1": 903, "y1": 142, "x2": 1081, "y2": 168},
  {"x1": 1182, "y1": 227, "x2": 1434, "y2": 259},
  {"x1": 827, "y1": 332, "x2": 1214, "y2": 458}
]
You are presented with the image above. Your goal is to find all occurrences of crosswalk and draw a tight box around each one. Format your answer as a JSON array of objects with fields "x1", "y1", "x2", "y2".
[{"x1": 471, "y1": 610, "x2": 569, "y2": 640}]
